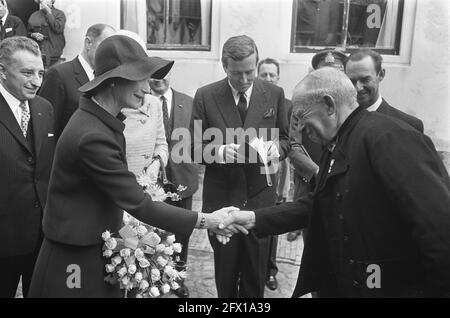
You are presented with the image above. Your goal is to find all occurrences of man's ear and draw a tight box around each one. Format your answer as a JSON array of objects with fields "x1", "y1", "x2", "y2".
[
  {"x1": 323, "y1": 95, "x2": 337, "y2": 116},
  {"x1": 84, "y1": 36, "x2": 92, "y2": 50},
  {"x1": 378, "y1": 68, "x2": 385, "y2": 82}
]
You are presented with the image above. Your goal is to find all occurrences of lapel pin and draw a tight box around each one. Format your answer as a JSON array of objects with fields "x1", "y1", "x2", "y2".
[
  {"x1": 178, "y1": 104, "x2": 183, "y2": 108},
  {"x1": 328, "y1": 159, "x2": 335, "y2": 174}
]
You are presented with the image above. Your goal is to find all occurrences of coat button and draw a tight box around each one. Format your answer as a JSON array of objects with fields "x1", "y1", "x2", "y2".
[
  {"x1": 343, "y1": 235, "x2": 349, "y2": 242},
  {"x1": 352, "y1": 280, "x2": 359, "y2": 287},
  {"x1": 27, "y1": 157, "x2": 34, "y2": 164},
  {"x1": 243, "y1": 200, "x2": 247, "y2": 207},
  {"x1": 34, "y1": 201, "x2": 40, "y2": 208},
  {"x1": 348, "y1": 258, "x2": 355, "y2": 265},
  {"x1": 338, "y1": 214, "x2": 344, "y2": 220},
  {"x1": 336, "y1": 192, "x2": 342, "y2": 201}
]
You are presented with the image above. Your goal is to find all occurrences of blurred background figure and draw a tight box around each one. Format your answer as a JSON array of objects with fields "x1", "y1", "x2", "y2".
[
  {"x1": 149, "y1": 70, "x2": 200, "y2": 298},
  {"x1": 39, "y1": 23, "x2": 115, "y2": 141},
  {"x1": 0, "y1": 0, "x2": 27, "y2": 41},
  {"x1": 257, "y1": 57, "x2": 290, "y2": 291},
  {"x1": 27, "y1": 0, "x2": 66, "y2": 69}
]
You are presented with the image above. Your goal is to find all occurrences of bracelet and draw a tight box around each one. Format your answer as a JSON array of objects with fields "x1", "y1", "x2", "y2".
[{"x1": 199, "y1": 213, "x2": 206, "y2": 229}]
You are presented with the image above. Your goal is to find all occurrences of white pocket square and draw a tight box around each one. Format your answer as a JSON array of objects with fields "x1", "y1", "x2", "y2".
[{"x1": 48, "y1": 133, "x2": 54, "y2": 137}]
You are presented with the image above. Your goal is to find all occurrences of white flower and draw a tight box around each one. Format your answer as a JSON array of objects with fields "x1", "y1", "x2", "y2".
[
  {"x1": 156, "y1": 256, "x2": 168, "y2": 267},
  {"x1": 146, "y1": 232, "x2": 161, "y2": 246},
  {"x1": 120, "y1": 248, "x2": 131, "y2": 259},
  {"x1": 172, "y1": 243, "x2": 182, "y2": 253},
  {"x1": 151, "y1": 268, "x2": 161, "y2": 281},
  {"x1": 101, "y1": 230, "x2": 111, "y2": 241},
  {"x1": 136, "y1": 171, "x2": 152, "y2": 188},
  {"x1": 155, "y1": 244, "x2": 165, "y2": 253},
  {"x1": 164, "y1": 246, "x2": 174, "y2": 256},
  {"x1": 105, "y1": 264, "x2": 115, "y2": 273},
  {"x1": 137, "y1": 225, "x2": 148, "y2": 236},
  {"x1": 139, "y1": 280, "x2": 149, "y2": 290},
  {"x1": 149, "y1": 286, "x2": 160, "y2": 298},
  {"x1": 121, "y1": 276, "x2": 130, "y2": 286},
  {"x1": 135, "y1": 272, "x2": 143, "y2": 282},
  {"x1": 161, "y1": 283, "x2": 170, "y2": 294},
  {"x1": 105, "y1": 237, "x2": 117, "y2": 250},
  {"x1": 136, "y1": 293, "x2": 143, "y2": 298},
  {"x1": 103, "y1": 249, "x2": 113, "y2": 258},
  {"x1": 179, "y1": 271, "x2": 187, "y2": 279},
  {"x1": 177, "y1": 185, "x2": 187, "y2": 192},
  {"x1": 171, "y1": 281, "x2": 180, "y2": 290},
  {"x1": 111, "y1": 255, "x2": 122, "y2": 266},
  {"x1": 138, "y1": 258, "x2": 150, "y2": 268},
  {"x1": 166, "y1": 235, "x2": 176, "y2": 245},
  {"x1": 128, "y1": 264, "x2": 137, "y2": 275},
  {"x1": 134, "y1": 248, "x2": 145, "y2": 259},
  {"x1": 146, "y1": 184, "x2": 167, "y2": 202},
  {"x1": 117, "y1": 266, "x2": 127, "y2": 277}
]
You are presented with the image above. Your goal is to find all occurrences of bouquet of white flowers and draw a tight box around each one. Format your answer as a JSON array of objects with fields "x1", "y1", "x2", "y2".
[{"x1": 102, "y1": 213, "x2": 186, "y2": 298}]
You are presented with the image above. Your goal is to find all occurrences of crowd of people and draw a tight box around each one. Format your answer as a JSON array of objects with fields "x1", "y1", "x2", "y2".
[{"x1": 0, "y1": 2, "x2": 449, "y2": 299}]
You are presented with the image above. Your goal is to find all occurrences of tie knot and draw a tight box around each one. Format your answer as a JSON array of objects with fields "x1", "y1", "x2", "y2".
[{"x1": 161, "y1": 96, "x2": 166, "y2": 102}]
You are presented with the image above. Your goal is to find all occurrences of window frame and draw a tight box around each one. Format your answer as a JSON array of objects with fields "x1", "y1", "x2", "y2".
[
  {"x1": 120, "y1": 0, "x2": 213, "y2": 52},
  {"x1": 281, "y1": 0, "x2": 416, "y2": 65}
]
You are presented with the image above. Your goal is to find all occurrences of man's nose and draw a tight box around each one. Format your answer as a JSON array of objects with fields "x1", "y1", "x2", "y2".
[
  {"x1": 141, "y1": 80, "x2": 151, "y2": 94},
  {"x1": 30, "y1": 74, "x2": 42, "y2": 87},
  {"x1": 355, "y1": 80, "x2": 364, "y2": 91}
]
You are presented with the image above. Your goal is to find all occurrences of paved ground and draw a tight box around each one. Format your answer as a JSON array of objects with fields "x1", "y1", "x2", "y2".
[{"x1": 184, "y1": 167, "x2": 306, "y2": 298}]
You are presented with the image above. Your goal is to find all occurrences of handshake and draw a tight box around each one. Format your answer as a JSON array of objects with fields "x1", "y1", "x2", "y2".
[{"x1": 196, "y1": 207, "x2": 255, "y2": 245}]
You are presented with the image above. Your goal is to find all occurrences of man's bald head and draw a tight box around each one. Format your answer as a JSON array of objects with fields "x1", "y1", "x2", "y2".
[{"x1": 291, "y1": 68, "x2": 358, "y2": 145}]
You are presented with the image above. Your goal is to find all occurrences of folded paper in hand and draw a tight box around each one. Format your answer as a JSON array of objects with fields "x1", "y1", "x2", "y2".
[{"x1": 238, "y1": 137, "x2": 280, "y2": 187}]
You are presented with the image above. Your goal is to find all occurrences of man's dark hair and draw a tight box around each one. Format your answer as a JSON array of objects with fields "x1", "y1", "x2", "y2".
[
  {"x1": 221, "y1": 35, "x2": 259, "y2": 67},
  {"x1": 257, "y1": 58, "x2": 280, "y2": 75},
  {"x1": 345, "y1": 48, "x2": 383, "y2": 74},
  {"x1": 85, "y1": 24, "x2": 115, "y2": 39},
  {"x1": 0, "y1": 36, "x2": 41, "y2": 65}
]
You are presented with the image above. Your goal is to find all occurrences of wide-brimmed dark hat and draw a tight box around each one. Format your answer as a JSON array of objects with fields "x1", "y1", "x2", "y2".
[{"x1": 79, "y1": 35, "x2": 174, "y2": 93}]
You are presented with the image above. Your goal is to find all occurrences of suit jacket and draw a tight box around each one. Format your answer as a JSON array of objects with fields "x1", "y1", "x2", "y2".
[
  {"x1": 39, "y1": 56, "x2": 89, "y2": 140},
  {"x1": 168, "y1": 89, "x2": 199, "y2": 198},
  {"x1": 377, "y1": 98, "x2": 424, "y2": 133},
  {"x1": 255, "y1": 108, "x2": 450, "y2": 297},
  {"x1": 191, "y1": 78, "x2": 290, "y2": 212},
  {"x1": 0, "y1": 14, "x2": 27, "y2": 40},
  {"x1": 42, "y1": 96, "x2": 197, "y2": 246},
  {"x1": 0, "y1": 94, "x2": 54, "y2": 256},
  {"x1": 122, "y1": 94, "x2": 169, "y2": 176}
]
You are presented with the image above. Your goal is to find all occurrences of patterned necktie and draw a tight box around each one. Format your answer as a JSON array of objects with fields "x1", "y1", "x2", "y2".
[
  {"x1": 19, "y1": 101, "x2": 30, "y2": 138},
  {"x1": 161, "y1": 96, "x2": 171, "y2": 142},
  {"x1": 237, "y1": 92, "x2": 247, "y2": 124}
]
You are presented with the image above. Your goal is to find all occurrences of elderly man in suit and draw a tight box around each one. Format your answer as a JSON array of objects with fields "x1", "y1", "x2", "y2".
[
  {"x1": 0, "y1": 0, "x2": 27, "y2": 40},
  {"x1": 190, "y1": 35, "x2": 290, "y2": 298},
  {"x1": 39, "y1": 23, "x2": 115, "y2": 140},
  {"x1": 227, "y1": 68, "x2": 450, "y2": 297},
  {"x1": 0, "y1": 36, "x2": 54, "y2": 297},
  {"x1": 345, "y1": 48, "x2": 424, "y2": 132},
  {"x1": 149, "y1": 71, "x2": 200, "y2": 298}
]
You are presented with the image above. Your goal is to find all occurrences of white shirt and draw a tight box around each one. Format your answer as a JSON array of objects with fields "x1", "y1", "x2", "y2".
[
  {"x1": 366, "y1": 95, "x2": 383, "y2": 112},
  {"x1": 228, "y1": 81, "x2": 253, "y2": 109},
  {"x1": 0, "y1": 83, "x2": 29, "y2": 126},
  {"x1": 78, "y1": 55, "x2": 95, "y2": 81},
  {"x1": 1, "y1": 12, "x2": 8, "y2": 26},
  {"x1": 152, "y1": 88, "x2": 173, "y2": 119}
]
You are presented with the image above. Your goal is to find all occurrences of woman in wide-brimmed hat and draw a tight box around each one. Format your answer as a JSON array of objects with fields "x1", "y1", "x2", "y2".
[{"x1": 28, "y1": 35, "x2": 236, "y2": 298}]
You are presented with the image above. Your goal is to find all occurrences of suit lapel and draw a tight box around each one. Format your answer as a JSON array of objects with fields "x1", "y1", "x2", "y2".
[
  {"x1": 244, "y1": 80, "x2": 268, "y2": 130},
  {"x1": 0, "y1": 94, "x2": 32, "y2": 154},
  {"x1": 72, "y1": 57, "x2": 90, "y2": 87},
  {"x1": 213, "y1": 79, "x2": 243, "y2": 128},
  {"x1": 30, "y1": 99, "x2": 46, "y2": 158}
]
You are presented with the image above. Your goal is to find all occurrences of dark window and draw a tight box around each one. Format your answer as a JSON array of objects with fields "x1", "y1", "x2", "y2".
[
  {"x1": 291, "y1": 0, "x2": 404, "y2": 55},
  {"x1": 121, "y1": 0, "x2": 212, "y2": 51}
]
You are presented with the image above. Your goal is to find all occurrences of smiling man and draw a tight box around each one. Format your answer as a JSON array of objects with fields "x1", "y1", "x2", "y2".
[
  {"x1": 0, "y1": 36, "x2": 54, "y2": 297},
  {"x1": 190, "y1": 35, "x2": 290, "y2": 298},
  {"x1": 345, "y1": 49, "x2": 424, "y2": 132}
]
